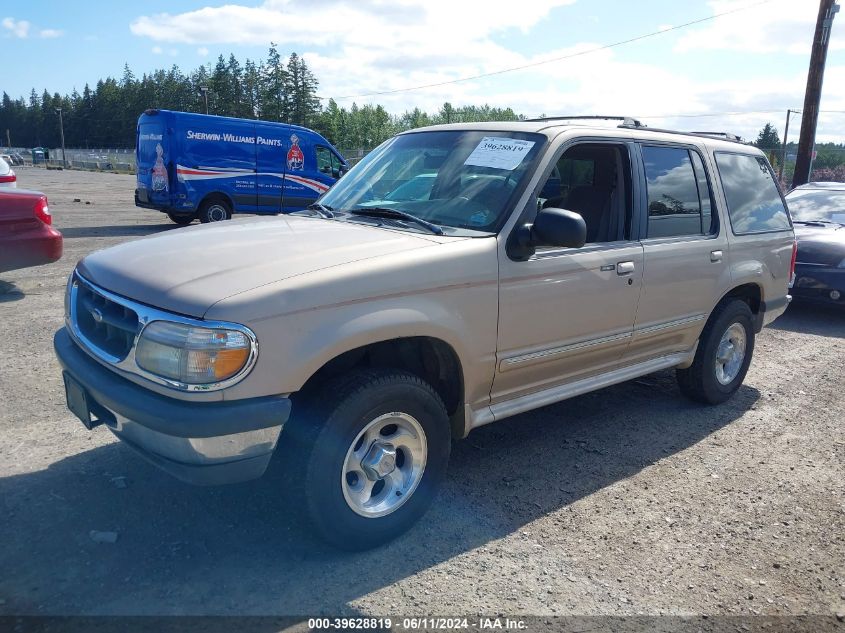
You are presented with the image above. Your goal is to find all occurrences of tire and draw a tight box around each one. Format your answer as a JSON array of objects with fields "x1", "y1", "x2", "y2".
[
  {"x1": 167, "y1": 212, "x2": 195, "y2": 225},
  {"x1": 286, "y1": 369, "x2": 451, "y2": 550},
  {"x1": 198, "y1": 198, "x2": 232, "y2": 223},
  {"x1": 676, "y1": 299, "x2": 755, "y2": 405}
]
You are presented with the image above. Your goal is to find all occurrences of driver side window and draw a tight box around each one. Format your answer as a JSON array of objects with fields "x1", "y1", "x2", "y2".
[{"x1": 536, "y1": 143, "x2": 632, "y2": 244}]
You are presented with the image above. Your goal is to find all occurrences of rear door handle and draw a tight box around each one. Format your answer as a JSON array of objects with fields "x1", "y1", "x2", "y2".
[
  {"x1": 710, "y1": 250, "x2": 723, "y2": 262},
  {"x1": 617, "y1": 261, "x2": 635, "y2": 275}
]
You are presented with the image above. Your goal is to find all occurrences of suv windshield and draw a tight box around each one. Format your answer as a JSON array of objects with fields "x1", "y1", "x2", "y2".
[
  {"x1": 318, "y1": 130, "x2": 546, "y2": 233},
  {"x1": 786, "y1": 188, "x2": 845, "y2": 224}
]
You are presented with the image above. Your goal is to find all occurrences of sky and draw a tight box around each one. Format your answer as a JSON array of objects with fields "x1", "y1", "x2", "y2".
[{"x1": 3, "y1": 0, "x2": 845, "y2": 143}]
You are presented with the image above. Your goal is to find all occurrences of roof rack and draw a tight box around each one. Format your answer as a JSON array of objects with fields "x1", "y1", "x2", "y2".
[
  {"x1": 528, "y1": 116, "x2": 745, "y2": 143},
  {"x1": 616, "y1": 121, "x2": 745, "y2": 144},
  {"x1": 690, "y1": 131, "x2": 744, "y2": 142},
  {"x1": 526, "y1": 115, "x2": 645, "y2": 128}
]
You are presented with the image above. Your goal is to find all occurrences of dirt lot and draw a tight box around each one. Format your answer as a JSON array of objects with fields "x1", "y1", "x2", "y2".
[{"x1": 1, "y1": 166, "x2": 843, "y2": 618}]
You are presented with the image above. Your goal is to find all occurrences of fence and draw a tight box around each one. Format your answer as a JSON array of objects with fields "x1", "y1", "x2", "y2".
[{"x1": 9, "y1": 146, "x2": 372, "y2": 173}]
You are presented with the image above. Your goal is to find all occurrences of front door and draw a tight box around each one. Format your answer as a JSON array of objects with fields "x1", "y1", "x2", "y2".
[{"x1": 492, "y1": 141, "x2": 644, "y2": 408}]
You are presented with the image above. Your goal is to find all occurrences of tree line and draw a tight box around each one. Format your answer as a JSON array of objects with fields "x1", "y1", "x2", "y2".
[
  {"x1": 0, "y1": 45, "x2": 521, "y2": 153},
  {"x1": 753, "y1": 122, "x2": 845, "y2": 184}
]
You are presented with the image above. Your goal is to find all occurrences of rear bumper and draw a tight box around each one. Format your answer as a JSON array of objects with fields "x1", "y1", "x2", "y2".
[
  {"x1": 54, "y1": 327, "x2": 291, "y2": 485},
  {"x1": 756, "y1": 295, "x2": 791, "y2": 331},
  {"x1": 134, "y1": 190, "x2": 194, "y2": 214},
  {"x1": 0, "y1": 225, "x2": 62, "y2": 273}
]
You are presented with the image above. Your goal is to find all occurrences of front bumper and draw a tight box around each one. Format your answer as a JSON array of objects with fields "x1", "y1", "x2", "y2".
[
  {"x1": 54, "y1": 328, "x2": 291, "y2": 485},
  {"x1": 792, "y1": 266, "x2": 845, "y2": 305}
]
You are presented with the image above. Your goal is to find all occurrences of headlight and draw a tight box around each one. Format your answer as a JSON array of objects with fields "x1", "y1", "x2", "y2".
[{"x1": 135, "y1": 321, "x2": 256, "y2": 386}]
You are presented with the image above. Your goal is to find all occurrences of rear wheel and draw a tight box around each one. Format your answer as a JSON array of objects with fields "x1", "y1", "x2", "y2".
[
  {"x1": 677, "y1": 299, "x2": 755, "y2": 404},
  {"x1": 167, "y1": 212, "x2": 195, "y2": 225},
  {"x1": 286, "y1": 370, "x2": 451, "y2": 550},
  {"x1": 198, "y1": 198, "x2": 231, "y2": 223}
]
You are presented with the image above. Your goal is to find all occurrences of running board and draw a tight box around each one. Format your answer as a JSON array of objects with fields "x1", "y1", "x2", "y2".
[{"x1": 469, "y1": 350, "x2": 694, "y2": 430}]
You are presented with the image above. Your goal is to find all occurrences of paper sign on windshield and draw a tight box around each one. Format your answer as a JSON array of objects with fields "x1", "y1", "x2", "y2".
[{"x1": 464, "y1": 137, "x2": 536, "y2": 171}]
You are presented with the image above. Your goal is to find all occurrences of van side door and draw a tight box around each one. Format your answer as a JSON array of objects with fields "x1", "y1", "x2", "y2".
[
  {"x1": 255, "y1": 124, "x2": 286, "y2": 214},
  {"x1": 624, "y1": 143, "x2": 732, "y2": 364},
  {"x1": 178, "y1": 118, "x2": 257, "y2": 213}
]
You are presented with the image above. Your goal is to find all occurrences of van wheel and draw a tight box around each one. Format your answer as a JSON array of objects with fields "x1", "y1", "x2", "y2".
[
  {"x1": 167, "y1": 212, "x2": 195, "y2": 225},
  {"x1": 288, "y1": 370, "x2": 451, "y2": 550},
  {"x1": 198, "y1": 199, "x2": 231, "y2": 223},
  {"x1": 676, "y1": 299, "x2": 755, "y2": 405}
]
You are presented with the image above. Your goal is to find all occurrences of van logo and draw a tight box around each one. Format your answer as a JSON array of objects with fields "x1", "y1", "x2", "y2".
[
  {"x1": 151, "y1": 143, "x2": 169, "y2": 192},
  {"x1": 286, "y1": 134, "x2": 304, "y2": 171},
  {"x1": 90, "y1": 308, "x2": 104, "y2": 324}
]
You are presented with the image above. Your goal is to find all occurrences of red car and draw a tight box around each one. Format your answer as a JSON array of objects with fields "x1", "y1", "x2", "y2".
[{"x1": 0, "y1": 189, "x2": 63, "y2": 272}]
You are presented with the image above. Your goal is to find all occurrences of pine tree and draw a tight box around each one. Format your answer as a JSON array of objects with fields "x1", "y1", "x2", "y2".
[{"x1": 261, "y1": 43, "x2": 288, "y2": 122}]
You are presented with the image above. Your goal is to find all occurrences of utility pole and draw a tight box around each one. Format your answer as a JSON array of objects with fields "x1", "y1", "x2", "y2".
[
  {"x1": 200, "y1": 86, "x2": 209, "y2": 115},
  {"x1": 5, "y1": 128, "x2": 10, "y2": 149},
  {"x1": 55, "y1": 107, "x2": 67, "y2": 167},
  {"x1": 793, "y1": 0, "x2": 840, "y2": 188},
  {"x1": 779, "y1": 109, "x2": 799, "y2": 181}
]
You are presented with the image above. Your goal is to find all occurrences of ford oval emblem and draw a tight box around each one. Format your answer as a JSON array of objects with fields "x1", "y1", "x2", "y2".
[{"x1": 91, "y1": 308, "x2": 104, "y2": 324}]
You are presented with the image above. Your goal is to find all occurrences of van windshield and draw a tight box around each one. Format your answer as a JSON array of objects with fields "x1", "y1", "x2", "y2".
[{"x1": 318, "y1": 130, "x2": 546, "y2": 233}]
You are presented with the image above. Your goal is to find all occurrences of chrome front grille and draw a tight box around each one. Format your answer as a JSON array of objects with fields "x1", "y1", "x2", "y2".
[
  {"x1": 71, "y1": 276, "x2": 139, "y2": 361},
  {"x1": 65, "y1": 271, "x2": 259, "y2": 392}
]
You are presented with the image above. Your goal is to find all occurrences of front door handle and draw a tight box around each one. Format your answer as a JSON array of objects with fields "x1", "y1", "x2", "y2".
[
  {"x1": 617, "y1": 261, "x2": 635, "y2": 275},
  {"x1": 710, "y1": 250, "x2": 723, "y2": 262}
]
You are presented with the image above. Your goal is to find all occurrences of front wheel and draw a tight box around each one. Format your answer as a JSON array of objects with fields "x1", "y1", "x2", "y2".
[
  {"x1": 198, "y1": 199, "x2": 232, "y2": 223},
  {"x1": 677, "y1": 299, "x2": 755, "y2": 404},
  {"x1": 292, "y1": 370, "x2": 451, "y2": 550}
]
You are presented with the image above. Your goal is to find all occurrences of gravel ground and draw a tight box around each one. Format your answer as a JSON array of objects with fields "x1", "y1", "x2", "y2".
[{"x1": 0, "y1": 166, "x2": 843, "y2": 619}]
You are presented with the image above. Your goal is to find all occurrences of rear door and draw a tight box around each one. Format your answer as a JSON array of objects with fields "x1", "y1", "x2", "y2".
[
  {"x1": 625, "y1": 142, "x2": 731, "y2": 364},
  {"x1": 136, "y1": 116, "x2": 169, "y2": 207}
]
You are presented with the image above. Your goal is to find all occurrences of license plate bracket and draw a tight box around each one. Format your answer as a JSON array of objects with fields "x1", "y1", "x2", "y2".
[{"x1": 63, "y1": 372, "x2": 101, "y2": 430}]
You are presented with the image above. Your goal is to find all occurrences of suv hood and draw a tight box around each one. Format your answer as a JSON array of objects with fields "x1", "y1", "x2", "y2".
[{"x1": 78, "y1": 216, "x2": 441, "y2": 317}]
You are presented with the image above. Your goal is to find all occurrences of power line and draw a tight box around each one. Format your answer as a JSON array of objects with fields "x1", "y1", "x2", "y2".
[{"x1": 326, "y1": 0, "x2": 774, "y2": 101}]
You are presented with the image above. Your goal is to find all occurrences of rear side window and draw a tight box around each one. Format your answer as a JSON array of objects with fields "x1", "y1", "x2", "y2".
[
  {"x1": 714, "y1": 152, "x2": 791, "y2": 234},
  {"x1": 642, "y1": 145, "x2": 714, "y2": 238}
]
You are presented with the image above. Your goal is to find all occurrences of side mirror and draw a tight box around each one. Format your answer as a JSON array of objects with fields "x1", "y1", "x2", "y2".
[
  {"x1": 508, "y1": 207, "x2": 586, "y2": 261},
  {"x1": 533, "y1": 207, "x2": 586, "y2": 248}
]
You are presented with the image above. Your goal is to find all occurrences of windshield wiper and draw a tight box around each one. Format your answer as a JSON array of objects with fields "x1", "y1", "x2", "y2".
[
  {"x1": 347, "y1": 207, "x2": 444, "y2": 235},
  {"x1": 299, "y1": 202, "x2": 335, "y2": 218}
]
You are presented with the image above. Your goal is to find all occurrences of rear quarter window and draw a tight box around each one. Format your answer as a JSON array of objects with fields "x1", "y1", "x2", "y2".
[{"x1": 714, "y1": 152, "x2": 791, "y2": 234}]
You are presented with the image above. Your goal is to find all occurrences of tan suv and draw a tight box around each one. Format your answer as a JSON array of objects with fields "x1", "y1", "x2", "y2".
[{"x1": 55, "y1": 117, "x2": 796, "y2": 549}]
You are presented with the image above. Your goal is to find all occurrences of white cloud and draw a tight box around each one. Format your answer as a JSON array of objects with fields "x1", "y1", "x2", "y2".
[
  {"x1": 129, "y1": 0, "x2": 845, "y2": 142},
  {"x1": 675, "y1": 0, "x2": 845, "y2": 55},
  {"x1": 39, "y1": 28, "x2": 63, "y2": 39},
  {"x1": 151, "y1": 45, "x2": 163, "y2": 54},
  {"x1": 2, "y1": 17, "x2": 31, "y2": 38},
  {"x1": 197, "y1": 46, "x2": 209, "y2": 56}
]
